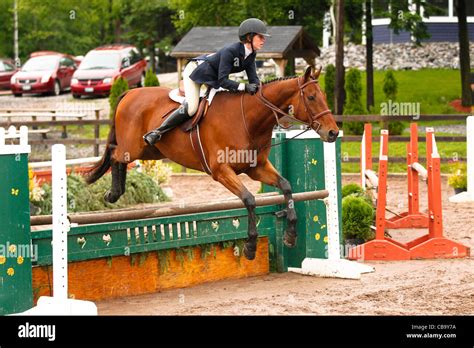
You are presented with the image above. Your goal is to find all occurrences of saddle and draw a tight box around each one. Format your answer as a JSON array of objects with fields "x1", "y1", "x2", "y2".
[
  {"x1": 180, "y1": 96, "x2": 209, "y2": 132},
  {"x1": 163, "y1": 81, "x2": 210, "y2": 133}
]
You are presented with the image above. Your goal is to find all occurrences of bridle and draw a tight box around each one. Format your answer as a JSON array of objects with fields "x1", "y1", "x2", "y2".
[
  {"x1": 239, "y1": 75, "x2": 332, "y2": 154},
  {"x1": 255, "y1": 76, "x2": 332, "y2": 132}
]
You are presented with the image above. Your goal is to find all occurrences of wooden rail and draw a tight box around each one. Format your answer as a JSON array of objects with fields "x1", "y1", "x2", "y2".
[
  {"x1": 30, "y1": 190, "x2": 329, "y2": 226},
  {"x1": 0, "y1": 108, "x2": 105, "y2": 156}
]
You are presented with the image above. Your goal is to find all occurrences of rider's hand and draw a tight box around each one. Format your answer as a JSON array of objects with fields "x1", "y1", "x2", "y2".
[{"x1": 245, "y1": 83, "x2": 258, "y2": 95}]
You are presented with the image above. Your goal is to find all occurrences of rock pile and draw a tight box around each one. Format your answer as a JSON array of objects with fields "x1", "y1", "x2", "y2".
[{"x1": 303, "y1": 42, "x2": 474, "y2": 71}]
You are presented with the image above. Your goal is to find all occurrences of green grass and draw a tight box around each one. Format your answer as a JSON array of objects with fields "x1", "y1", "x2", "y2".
[
  {"x1": 341, "y1": 139, "x2": 465, "y2": 174},
  {"x1": 324, "y1": 68, "x2": 466, "y2": 174},
  {"x1": 320, "y1": 68, "x2": 463, "y2": 115}
]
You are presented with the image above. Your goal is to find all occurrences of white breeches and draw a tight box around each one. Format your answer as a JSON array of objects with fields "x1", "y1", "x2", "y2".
[{"x1": 182, "y1": 61, "x2": 201, "y2": 116}]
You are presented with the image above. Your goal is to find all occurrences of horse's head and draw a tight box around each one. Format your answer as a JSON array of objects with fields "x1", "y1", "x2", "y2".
[{"x1": 289, "y1": 66, "x2": 339, "y2": 142}]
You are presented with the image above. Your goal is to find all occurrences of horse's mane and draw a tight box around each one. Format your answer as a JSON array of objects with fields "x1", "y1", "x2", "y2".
[
  {"x1": 213, "y1": 74, "x2": 301, "y2": 98},
  {"x1": 262, "y1": 75, "x2": 299, "y2": 85}
]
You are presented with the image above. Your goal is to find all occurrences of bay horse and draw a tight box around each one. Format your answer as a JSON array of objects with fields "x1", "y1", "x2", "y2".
[{"x1": 86, "y1": 66, "x2": 339, "y2": 260}]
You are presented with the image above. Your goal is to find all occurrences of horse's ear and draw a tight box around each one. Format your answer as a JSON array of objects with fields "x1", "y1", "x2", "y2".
[
  {"x1": 304, "y1": 66, "x2": 312, "y2": 81},
  {"x1": 314, "y1": 66, "x2": 322, "y2": 79}
]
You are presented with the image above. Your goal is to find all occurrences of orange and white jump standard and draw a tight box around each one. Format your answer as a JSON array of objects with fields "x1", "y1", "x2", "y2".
[
  {"x1": 350, "y1": 123, "x2": 470, "y2": 261},
  {"x1": 360, "y1": 123, "x2": 429, "y2": 229}
]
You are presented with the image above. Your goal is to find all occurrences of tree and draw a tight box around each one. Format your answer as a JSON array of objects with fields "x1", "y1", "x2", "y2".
[
  {"x1": 168, "y1": 0, "x2": 245, "y2": 35},
  {"x1": 124, "y1": 0, "x2": 175, "y2": 73},
  {"x1": 455, "y1": 0, "x2": 472, "y2": 107},
  {"x1": 324, "y1": 64, "x2": 336, "y2": 111},
  {"x1": 169, "y1": 0, "x2": 331, "y2": 46},
  {"x1": 1, "y1": 0, "x2": 109, "y2": 62},
  {"x1": 387, "y1": 0, "x2": 430, "y2": 45},
  {"x1": 335, "y1": 0, "x2": 345, "y2": 115},
  {"x1": 344, "y1": 68, "x2": 366, "y2": 135},
  {"x1": 365, "y1": 0, "x2": 374, "y2": 110},
  {"x1": 383, "y1": 70, "x2": 404, "y2": 135},
  {"x1": 0, "y1": 0, "x2": 14, "y2": 59},
  {"x1": 109, "y1": 77, "x2": 129, "y2": 119},
  {"x1": 144, "y1": 68, "x2": 160, "y2": 87},
  {"x1": 344, "y1": 0, "x2": 364, "y2": 43}
]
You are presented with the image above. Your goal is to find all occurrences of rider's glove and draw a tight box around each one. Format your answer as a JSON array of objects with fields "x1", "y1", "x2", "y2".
[{"x1": 245, "y1": 83, "x2": 258, "y2": 95}]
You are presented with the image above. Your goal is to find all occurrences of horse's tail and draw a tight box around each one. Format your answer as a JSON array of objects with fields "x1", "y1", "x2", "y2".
[{"x1": 85, "y1": 91, "x2": 129, "y2": 185}]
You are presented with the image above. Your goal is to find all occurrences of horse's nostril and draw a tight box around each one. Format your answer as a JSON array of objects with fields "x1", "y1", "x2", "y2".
[{"x1": 328, "y1": 130, "x2": 339, "y2": 139}]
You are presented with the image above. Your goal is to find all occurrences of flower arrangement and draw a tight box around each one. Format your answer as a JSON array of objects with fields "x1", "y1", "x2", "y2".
[
  {"x1": 28, "y1": 165, "x2": 45, "y2": 202},
  {"x1": 137, "y1": 160, "x2": 172, "y2": 186}
]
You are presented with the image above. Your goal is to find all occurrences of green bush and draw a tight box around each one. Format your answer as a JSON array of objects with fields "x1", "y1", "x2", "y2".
[
  {"x1": 343, "y1": 68, "x2": 366, "y2": 135},
  {"x1": 324, "y1": 64, "x2": 336, "y2": 111},
  {"x1": 383, "y1": 70, "x2": 404, "y2": 135},
  {"x1": 109, "y1": 77, "x2": 129, "y2": 119},
  {"x1": 342, "y1": 195, "x2": 374, "y2": 241},
  {"x1": 144, "y1": 68, "x2": 160, "y2": 87},
  {"x1": 32, "y1": 170, "x2": 169, "y2": 215},
  {"x1": 342, "y1": 183, "x2": 363, "y2": 198},
  {"x1": 383, "y1": 70, "x2": 398, "y2": 99},
  {"x1": 388, "y1": 121, "x2": 405, "y2": 135}
]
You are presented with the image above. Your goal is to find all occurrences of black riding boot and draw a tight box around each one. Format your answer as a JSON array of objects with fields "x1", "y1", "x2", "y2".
[{"x1": 143, "y1": 103, "x2": 190, "y2": 145}]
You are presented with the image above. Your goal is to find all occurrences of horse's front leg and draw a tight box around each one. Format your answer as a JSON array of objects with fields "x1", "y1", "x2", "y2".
[
  {"x1": 213, "y1": 165, "x2": 258, "y2": 260},
  {"x1": 247, "y1": 160, "x2": 297, "y2": 247}
]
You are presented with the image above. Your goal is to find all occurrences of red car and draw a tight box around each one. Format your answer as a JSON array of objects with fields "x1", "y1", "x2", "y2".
[
  {"x1": 10, "y1": 51, "x2": 77, "y2": 97},
  {"x1": 0, "y1": 59, "x2": 18, "y2": 90},
  {"x1": 71, "y1": 44, "x2": 147, "y2": 98}
]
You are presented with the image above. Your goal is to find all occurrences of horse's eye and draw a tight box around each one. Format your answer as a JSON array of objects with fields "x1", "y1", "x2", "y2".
[{"x1": 308, "y1": 95, "x2": 315, "y2": 101}]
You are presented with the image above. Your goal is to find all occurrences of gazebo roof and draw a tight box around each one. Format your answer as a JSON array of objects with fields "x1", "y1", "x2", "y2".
[{"x1": 171, "y1": 26, "x2": 320, "y2": 59}]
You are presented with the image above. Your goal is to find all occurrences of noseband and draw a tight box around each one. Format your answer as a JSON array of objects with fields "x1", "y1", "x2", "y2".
[{"x1": 256, "y1": 76, "x2": 332, "y2": 131}]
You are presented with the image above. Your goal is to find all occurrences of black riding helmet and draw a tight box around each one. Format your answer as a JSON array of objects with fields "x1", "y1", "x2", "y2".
[{"x1": 238, "y1": 18, "x2": 271, "y2": 43}]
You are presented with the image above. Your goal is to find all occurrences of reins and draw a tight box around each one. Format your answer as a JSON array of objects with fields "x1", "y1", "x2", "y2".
[{"x1": 240, "y1": 76, "x2": 331, "y2": 153}]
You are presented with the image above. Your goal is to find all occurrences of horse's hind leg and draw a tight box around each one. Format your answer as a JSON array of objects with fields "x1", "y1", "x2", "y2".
[
  {"x1": 118, "y1": 162, "x2": 127, "y2": 196},
  {"x1": 213, "y1": 165, "x2": 258, "y2": 260},
  {"x1": 247, "y1": 160, "x2": 297, "y2": 248},
  {"x1": 104, "y1": 161, "x2": 126, "y2": 203}
]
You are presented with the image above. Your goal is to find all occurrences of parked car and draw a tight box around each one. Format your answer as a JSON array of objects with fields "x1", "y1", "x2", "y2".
[
  {"x1": 0, "y1": 59, "x2": 18, "y2": 90},
  {"x1": 10, "y1": 51, "x2": 77, "y2": 97},
  {"x1": 71, "y1": 44, "x2": 147, "y2": 98}
]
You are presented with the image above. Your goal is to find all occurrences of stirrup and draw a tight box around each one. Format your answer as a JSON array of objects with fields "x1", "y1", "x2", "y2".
[{"x1": 143, "y1": 130, "x2": 162, "y2": 146}]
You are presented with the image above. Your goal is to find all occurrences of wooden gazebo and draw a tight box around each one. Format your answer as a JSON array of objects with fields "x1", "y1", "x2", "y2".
[{"x1": 171, "y1": 26, "x2": 320, "y2": 81}]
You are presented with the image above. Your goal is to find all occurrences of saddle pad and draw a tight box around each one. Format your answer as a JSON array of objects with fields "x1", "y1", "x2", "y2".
[{"x1": 168, "y1": 87, "x2": 226, "y2": 105}]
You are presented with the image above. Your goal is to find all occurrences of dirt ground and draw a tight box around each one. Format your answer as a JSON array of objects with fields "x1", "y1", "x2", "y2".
[{"x1": 97, "y1": 174, "x2": 474, "y2": 315}]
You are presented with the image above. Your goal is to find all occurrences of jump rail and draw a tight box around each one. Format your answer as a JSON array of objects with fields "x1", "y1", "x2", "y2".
[{"x1": 31, "y1": 190, "x2": 329, "y2": 226}]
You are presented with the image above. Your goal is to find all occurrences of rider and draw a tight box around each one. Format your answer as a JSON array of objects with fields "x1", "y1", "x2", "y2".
[{"x1": 143, "y1": 18, "x2": 270, "y2": 146}]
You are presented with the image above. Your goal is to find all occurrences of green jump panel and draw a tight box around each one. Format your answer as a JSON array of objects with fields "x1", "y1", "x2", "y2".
[
  {"x1": 265, "y1": 131, "x2": 342, "y2": 268},
  {"x1": 0, "y1": 153, "x2": 33, "y2": 315}
]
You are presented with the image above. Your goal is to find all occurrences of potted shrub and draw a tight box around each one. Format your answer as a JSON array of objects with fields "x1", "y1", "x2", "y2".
[
  {"x1": 342, "y1": 183, "x2": 363, "y2": 198},
  {"x1": 448, "y1": 162, "x2": 467, "y2": 194},
  {"x1": 342, "y1": 194, "x2": 375, "y2": 247}
]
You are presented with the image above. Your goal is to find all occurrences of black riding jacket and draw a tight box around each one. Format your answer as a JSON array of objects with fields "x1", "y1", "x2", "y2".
[{"x1": 189, "y1": 42, "x2": 260, "y2": 92}]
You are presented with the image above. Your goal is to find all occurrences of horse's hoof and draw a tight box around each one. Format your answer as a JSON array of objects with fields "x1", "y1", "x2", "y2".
[
  {"x1": 283, "y1": 233, "x2": 297, "y2": 248},
  {"x1": 243, "y1": 243, "x2": 256, "y2": 260},
  {"x1": 104, "y1": 190, "x2": 118, "y2": 203}
]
